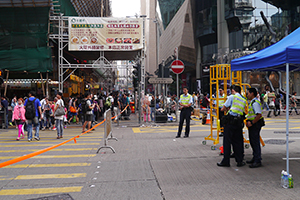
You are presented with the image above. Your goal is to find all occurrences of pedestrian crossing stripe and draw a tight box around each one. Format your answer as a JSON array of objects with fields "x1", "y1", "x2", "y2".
[
  {"x1": 0, "y1": 154, "x2": 96, "y2": 159},
  {"x1": 0, "y1": 186, "x2": 83, "y2": 195},
  {"x1": 15, "y1": 173, "x2": 87, "y2": 180},
  {"x1": 0, "y1": 143, "x2": 100, "y2": 147},
  {"x1": 132, "y1": 127, "x2": 210, "y2": 133},
  {"x1": 3, "y1": 162, "x2": 91, "y2": 168},
  {"x1": 0, "y1": 139, "x2": 102, "y2": 143},
  {"x1": 0, "y1": 173, "x2": 87, "y2": 180},
  {"x1": 0, "y1": 148, "x2": 98, "y2": 153}
]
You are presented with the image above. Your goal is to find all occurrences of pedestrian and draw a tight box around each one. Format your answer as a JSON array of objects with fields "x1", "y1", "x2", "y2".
[
  {"x1": 217, "y1": 87, "x2": 225, "y2": 136},
  {"x1": 217, "y1": 85, "x2": 246, "y2": 167},
  {"x1": 24, "y1": 91, "x2": 42, "y2": 141},
  {"x1": 68, "y1": 98, "x2": 79, "y2": 124},
  {"x1": 49, "y1": 100, "x2": 56, "y2": 130},
  {"x1": 289, "y1": 92, "x2": 299, "y2": 115},
  {"x1": 274, "y1": 94, "x2": 281, "y2": 116},
  {"x1": 54, "y1": 92, "x2": 65, "y2": 139},
  {"x1": 40, "y1": 96, "x2": 47, "y2": 129},
  {"x1": 43, "y1": 98, "x2": 52, "y2": 130},
  {"x1": 10, "y1": 96, "x2": 17, "y2": 126},
  {"x1": 112, "y1": 92, "x2": 120, "y2": 121},
  {"x1": 0, "y1": 96, "x2": 9, "y2": 129},
  {"x1": 262, "y1": 92, "x2": 269, "y2": 111},
  {"x1": 150, "y1": 95, "x2": 155, "y2": 122},
  {"x1": 246, "y1": 88, "x2": 264, "y2": 168},
  {"x1": 12, "y1": 98, "x2": 26, "y2": 141},
  {"x1": 142, "y1": 94, "x2": 150, "y2": 122},
  {"x1": 82, "y1": 92, "x2": 94, "y2": 133},
  {"x1": 176, "y1": 87, "x2": 193, "y2": 138}
]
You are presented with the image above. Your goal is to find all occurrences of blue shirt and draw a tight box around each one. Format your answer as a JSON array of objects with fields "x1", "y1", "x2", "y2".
[
  {"x1": 250, "y1": 97, "x2": 262, "y2": 115},
  {"x1": 224, "y1": 93, "x2": 245, "y2": 116},
  {"x1": 24, "y1": 97, "x2": 41, "y2": 117},
  {"x1": 178, "y1": 93, "x2": 193, "y2": 104}
]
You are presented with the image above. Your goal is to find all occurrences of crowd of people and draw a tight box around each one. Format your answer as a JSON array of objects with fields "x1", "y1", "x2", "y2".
[{"x1": 0, "y1": 91, "x2": 133, "y2": 141}]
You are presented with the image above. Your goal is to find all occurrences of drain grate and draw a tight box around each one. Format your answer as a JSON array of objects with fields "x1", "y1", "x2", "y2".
[
  {"x1": 264, "y1": 139, "x2": 295, "y2": 145},
  {"x1": 27, "y1": 193, "x2": 74, "y2": 200}
]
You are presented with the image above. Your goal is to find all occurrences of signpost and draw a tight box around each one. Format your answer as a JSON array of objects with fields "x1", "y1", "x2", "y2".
[
  {"x1": 171, "y1": 59, "x2": 184, "y2": 100},
  {"x1": 148, "y1": 78, "x2": 173, "y2": 84}
]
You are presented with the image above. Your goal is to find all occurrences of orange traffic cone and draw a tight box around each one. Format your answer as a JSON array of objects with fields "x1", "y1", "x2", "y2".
[
  {"x1": 206, "y1": 110, "x2": 211, "y2": 124},
  {"x1": 219, "y1": 146, "x2": 224, "y2": 155}
]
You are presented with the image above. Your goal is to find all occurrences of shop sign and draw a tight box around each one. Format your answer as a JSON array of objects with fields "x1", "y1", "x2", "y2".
[{"x1": 69, "y1": 17, "x2": 143, "y2": 51}]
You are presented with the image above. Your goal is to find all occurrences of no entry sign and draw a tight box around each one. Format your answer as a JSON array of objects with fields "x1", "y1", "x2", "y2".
[{"x1": 171, "y1": 60, "x2": 184, "y2": 74}]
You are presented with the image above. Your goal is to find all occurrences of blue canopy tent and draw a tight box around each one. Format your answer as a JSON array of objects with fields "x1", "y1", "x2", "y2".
[{"x1": 231, "y1": 27, "x2": 300, "y2": 174}]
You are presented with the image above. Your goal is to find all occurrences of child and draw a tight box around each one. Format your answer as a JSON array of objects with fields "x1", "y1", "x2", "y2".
[{"x1": 12, "y1": 98, "x2": 26, "y2": 141}]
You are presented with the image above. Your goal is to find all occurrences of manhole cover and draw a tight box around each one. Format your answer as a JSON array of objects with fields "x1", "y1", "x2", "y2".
[
  {"x1": 28, "y1": 193, "x2": 74, "y2": 200},
  {"x1": 264, "y1": 139, "x2": 295, "y2": 145}
]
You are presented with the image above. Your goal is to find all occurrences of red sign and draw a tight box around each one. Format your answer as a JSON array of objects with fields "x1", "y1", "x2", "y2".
[{"x1": 171, "y1": 60, "x2": 184, "y2": 74}]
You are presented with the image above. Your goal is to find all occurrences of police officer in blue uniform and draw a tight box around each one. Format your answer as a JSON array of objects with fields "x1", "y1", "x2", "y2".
[
  {"x1": 176, "y1": 87, "x2": 193, "y2": 138},
  {"x1": 246, "y1": 88, "x2": 264, "y2": 168},
  {"x1": 217, "y1": 85, "x2": 246, "y2": 167}
]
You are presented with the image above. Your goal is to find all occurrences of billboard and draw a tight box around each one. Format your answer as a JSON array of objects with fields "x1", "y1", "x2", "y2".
[{"x1": 68, "y1": 17, "x2": 143, "y2": 51}]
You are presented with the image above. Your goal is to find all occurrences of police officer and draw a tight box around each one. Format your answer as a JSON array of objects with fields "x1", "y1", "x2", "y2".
[
  {"x1": 176, "y1": 87, "x2": 193, "y2": 138},
  {"x1": 217, "y1": 85, "x2": 246, "y2": 167},
  {"x1": 246, "y1": 88, "x2": 263, "y2": 168},
  {"x1": 217, "y1": 87, "x2": 225, "y2": 136}
]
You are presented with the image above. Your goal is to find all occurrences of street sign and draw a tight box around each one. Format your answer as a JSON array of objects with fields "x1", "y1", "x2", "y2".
[
  {"x1": 148, "y1": 78, "x2": 173, "y2": 84},
  {"x1": 171, "y1": 60, "x2": 184, "y2": 74}
]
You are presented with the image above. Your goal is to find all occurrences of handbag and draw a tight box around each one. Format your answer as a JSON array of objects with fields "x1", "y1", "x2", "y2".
[
  {"x1": 55, "y1": 100, "x2": 65, "y2": 116},
  {"x1": 70, "y1": 106, "x2": 76, "y2": 113},
  {"x1": 55, "y1": 106, "x2": 65, "y2": 116}
]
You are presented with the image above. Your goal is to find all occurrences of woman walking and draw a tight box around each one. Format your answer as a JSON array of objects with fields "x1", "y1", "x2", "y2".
[
  {"x1": 54, "y1": 92, "x2": 65, "y2": 139},
  {"x1": 12, "y1": 98, "x2": 26, "y2": 141}
]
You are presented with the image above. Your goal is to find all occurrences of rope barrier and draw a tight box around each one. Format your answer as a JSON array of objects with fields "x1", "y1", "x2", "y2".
[{"x1": 0, "y1": 105, "x2": 129, "y2": 168}]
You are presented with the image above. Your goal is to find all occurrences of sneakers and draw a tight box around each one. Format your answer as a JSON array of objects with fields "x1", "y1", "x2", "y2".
[
  {"x1": 28, "y1": 139, "x2": 32, "y2": 142},
  {"x1": 52, "y1": 127, "x2": 56, "y2": 131},
  {"x1": 34, "y1": 137, "x2": 40, "y2": 141},
  {"x1": 9, "y1": 122, "x2": 13, "y2": 126},
  {"x1": 16, "y1": 137, "x2": 20, "y2": 141},
  {"x1": 41, "y1": 127, "x2": 46, "y2": 131}
]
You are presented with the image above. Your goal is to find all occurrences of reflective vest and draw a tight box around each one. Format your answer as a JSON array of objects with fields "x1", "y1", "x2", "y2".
[
  {"x1": 180, "y1": 94, "x2": 192, "y2": 105},
  {"x1": 218, "y1": 94, "x2": 225, "y2": 107},
  {"x1": 229, "y1": 94, "x2": 246, "y2": 115},
  {"x1": 246, "y1": 99, "x2": 262, "y2": 121}
]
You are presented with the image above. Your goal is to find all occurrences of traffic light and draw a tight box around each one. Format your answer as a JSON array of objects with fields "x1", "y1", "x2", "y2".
[
  {"x1": 132, "y1": 64, "x2": 140, "y2": 91},
  {"x1": 0, "y1": 69, "x2": 3, "y2": 85}
]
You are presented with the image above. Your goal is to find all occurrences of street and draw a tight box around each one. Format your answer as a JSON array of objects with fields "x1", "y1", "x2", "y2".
[{"x1": 1, "y1": 114, "x2": 300, "y2": 199}]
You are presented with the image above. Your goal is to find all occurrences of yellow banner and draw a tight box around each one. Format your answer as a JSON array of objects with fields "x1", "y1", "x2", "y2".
[{"x1": 68, "y1": 17, "x2": 143, "y2": 51}]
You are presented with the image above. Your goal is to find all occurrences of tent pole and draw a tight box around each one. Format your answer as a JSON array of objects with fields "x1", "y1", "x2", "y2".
[{"x1": 286, "y1": 63, "x2": 289, "y2": 174}]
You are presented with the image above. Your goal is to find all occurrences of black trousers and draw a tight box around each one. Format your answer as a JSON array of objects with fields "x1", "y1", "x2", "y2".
[
  {"x1": 177, "y1": 108, "x2": 191, "y2": 137},
  {"x1": 218, "y1": 107, "x2": 224, "y2": 128},
  {"x1": 248, "y1": 123, "x2": 262, "y2": 163},
  {"x1": 222, "y1": 123, "x2": 244, "y2": 164}
]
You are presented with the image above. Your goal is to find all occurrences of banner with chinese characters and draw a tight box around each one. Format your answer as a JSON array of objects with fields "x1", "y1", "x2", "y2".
[{"x1": 68, "y1": 17, "x2": 143, "y2": 51}]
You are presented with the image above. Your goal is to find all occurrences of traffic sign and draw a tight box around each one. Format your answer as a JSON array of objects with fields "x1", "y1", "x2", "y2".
[
  {"x1": 148, "y1": 78, "x2": 173, "y2": 84},
  {"x1": 171, "y1": 60, "x2": 184, "y2": 74}
]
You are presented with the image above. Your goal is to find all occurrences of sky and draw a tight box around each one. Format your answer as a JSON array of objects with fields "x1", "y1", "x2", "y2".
[{"x1": 111, "y1": 0, "x2": 141, "y2": 18}]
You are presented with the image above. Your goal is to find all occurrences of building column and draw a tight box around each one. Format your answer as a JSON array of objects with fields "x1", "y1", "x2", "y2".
[{"x1": 217, "y1": 0, "x2": 229, "y2": 63}]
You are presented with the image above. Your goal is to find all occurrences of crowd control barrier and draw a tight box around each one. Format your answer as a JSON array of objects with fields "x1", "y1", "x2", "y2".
[{"x1": 96, "y1": 109, "x2": 118, "y2": 153}]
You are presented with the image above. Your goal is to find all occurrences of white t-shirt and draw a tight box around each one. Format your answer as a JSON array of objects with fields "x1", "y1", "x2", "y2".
[{"x1": 54, "y1": 99, "x2": 64, "y2": 120}]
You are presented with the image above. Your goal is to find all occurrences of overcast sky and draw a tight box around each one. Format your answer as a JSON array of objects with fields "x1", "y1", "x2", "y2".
[{"x1": 111, "y1": 0, "x2": 141, "y2": 18}]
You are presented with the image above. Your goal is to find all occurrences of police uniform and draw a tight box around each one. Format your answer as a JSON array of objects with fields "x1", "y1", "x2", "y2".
[
  {"x1": 218, "y1": 94, "x2": 225, "y2": 128},
  {"x1": 246, "y1": 97, "x2": 263, "y2": 164},
  {"x1": 218, "y1": 93, "x2": 246, "y2": 166},
  {"x1": 176, "y1": 93, "x2": 193, "y2": 138}
]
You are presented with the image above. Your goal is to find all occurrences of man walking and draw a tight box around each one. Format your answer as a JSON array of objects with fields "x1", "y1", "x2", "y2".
[
  {"x1": 176, "y1": 87, "x2": 193, "y2": 138},
  {"x1": 0, "y1": 96, "x2": 9, "y2": 129},
  {"x1": 217, "y1": 85, "x2": 246, "y2": 167},
  {"x1": 24, "y1": 91, "x2": 42, "y2": 141},
  {"x1": 82, "y1": 93, "x2": 94, "y2": 133},
  {"x1": 246, "y1": 88, "x2": 264, "y2": 168}
]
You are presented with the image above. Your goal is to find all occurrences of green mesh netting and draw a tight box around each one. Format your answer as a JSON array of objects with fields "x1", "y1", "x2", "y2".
[{"x1": 0, "y1": 7, "x2": 52, "y2": 72}]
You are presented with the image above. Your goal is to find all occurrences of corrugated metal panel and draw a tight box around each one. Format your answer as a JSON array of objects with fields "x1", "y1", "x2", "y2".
[{"x1": 0, "y1": 0, "x2": 52, "y2": 7}]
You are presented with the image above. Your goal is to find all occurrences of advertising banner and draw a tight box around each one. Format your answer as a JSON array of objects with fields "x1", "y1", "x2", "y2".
[{"x1": 68, "y1": 17, "x2": 143, "y2": 51}]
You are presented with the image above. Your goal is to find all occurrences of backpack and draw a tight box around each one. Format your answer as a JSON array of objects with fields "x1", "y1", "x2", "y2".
[
  {"x1": 25, "y1": 98, "x2": 37, "y2": 120},
  {"x1": 201, "y1": 97, "x2": 208, "y2": 108},
  {"x1": 81, "y1": 99, "x2": 91, "y2": 114},
  {"x1": 105, "y1": 97, "x2": 112, "y2": 107}
]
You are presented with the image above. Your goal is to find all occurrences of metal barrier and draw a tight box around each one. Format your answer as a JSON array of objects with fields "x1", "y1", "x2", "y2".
[{"x1": 96, "y1": 109, "x2": 118, "y2": 153}]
